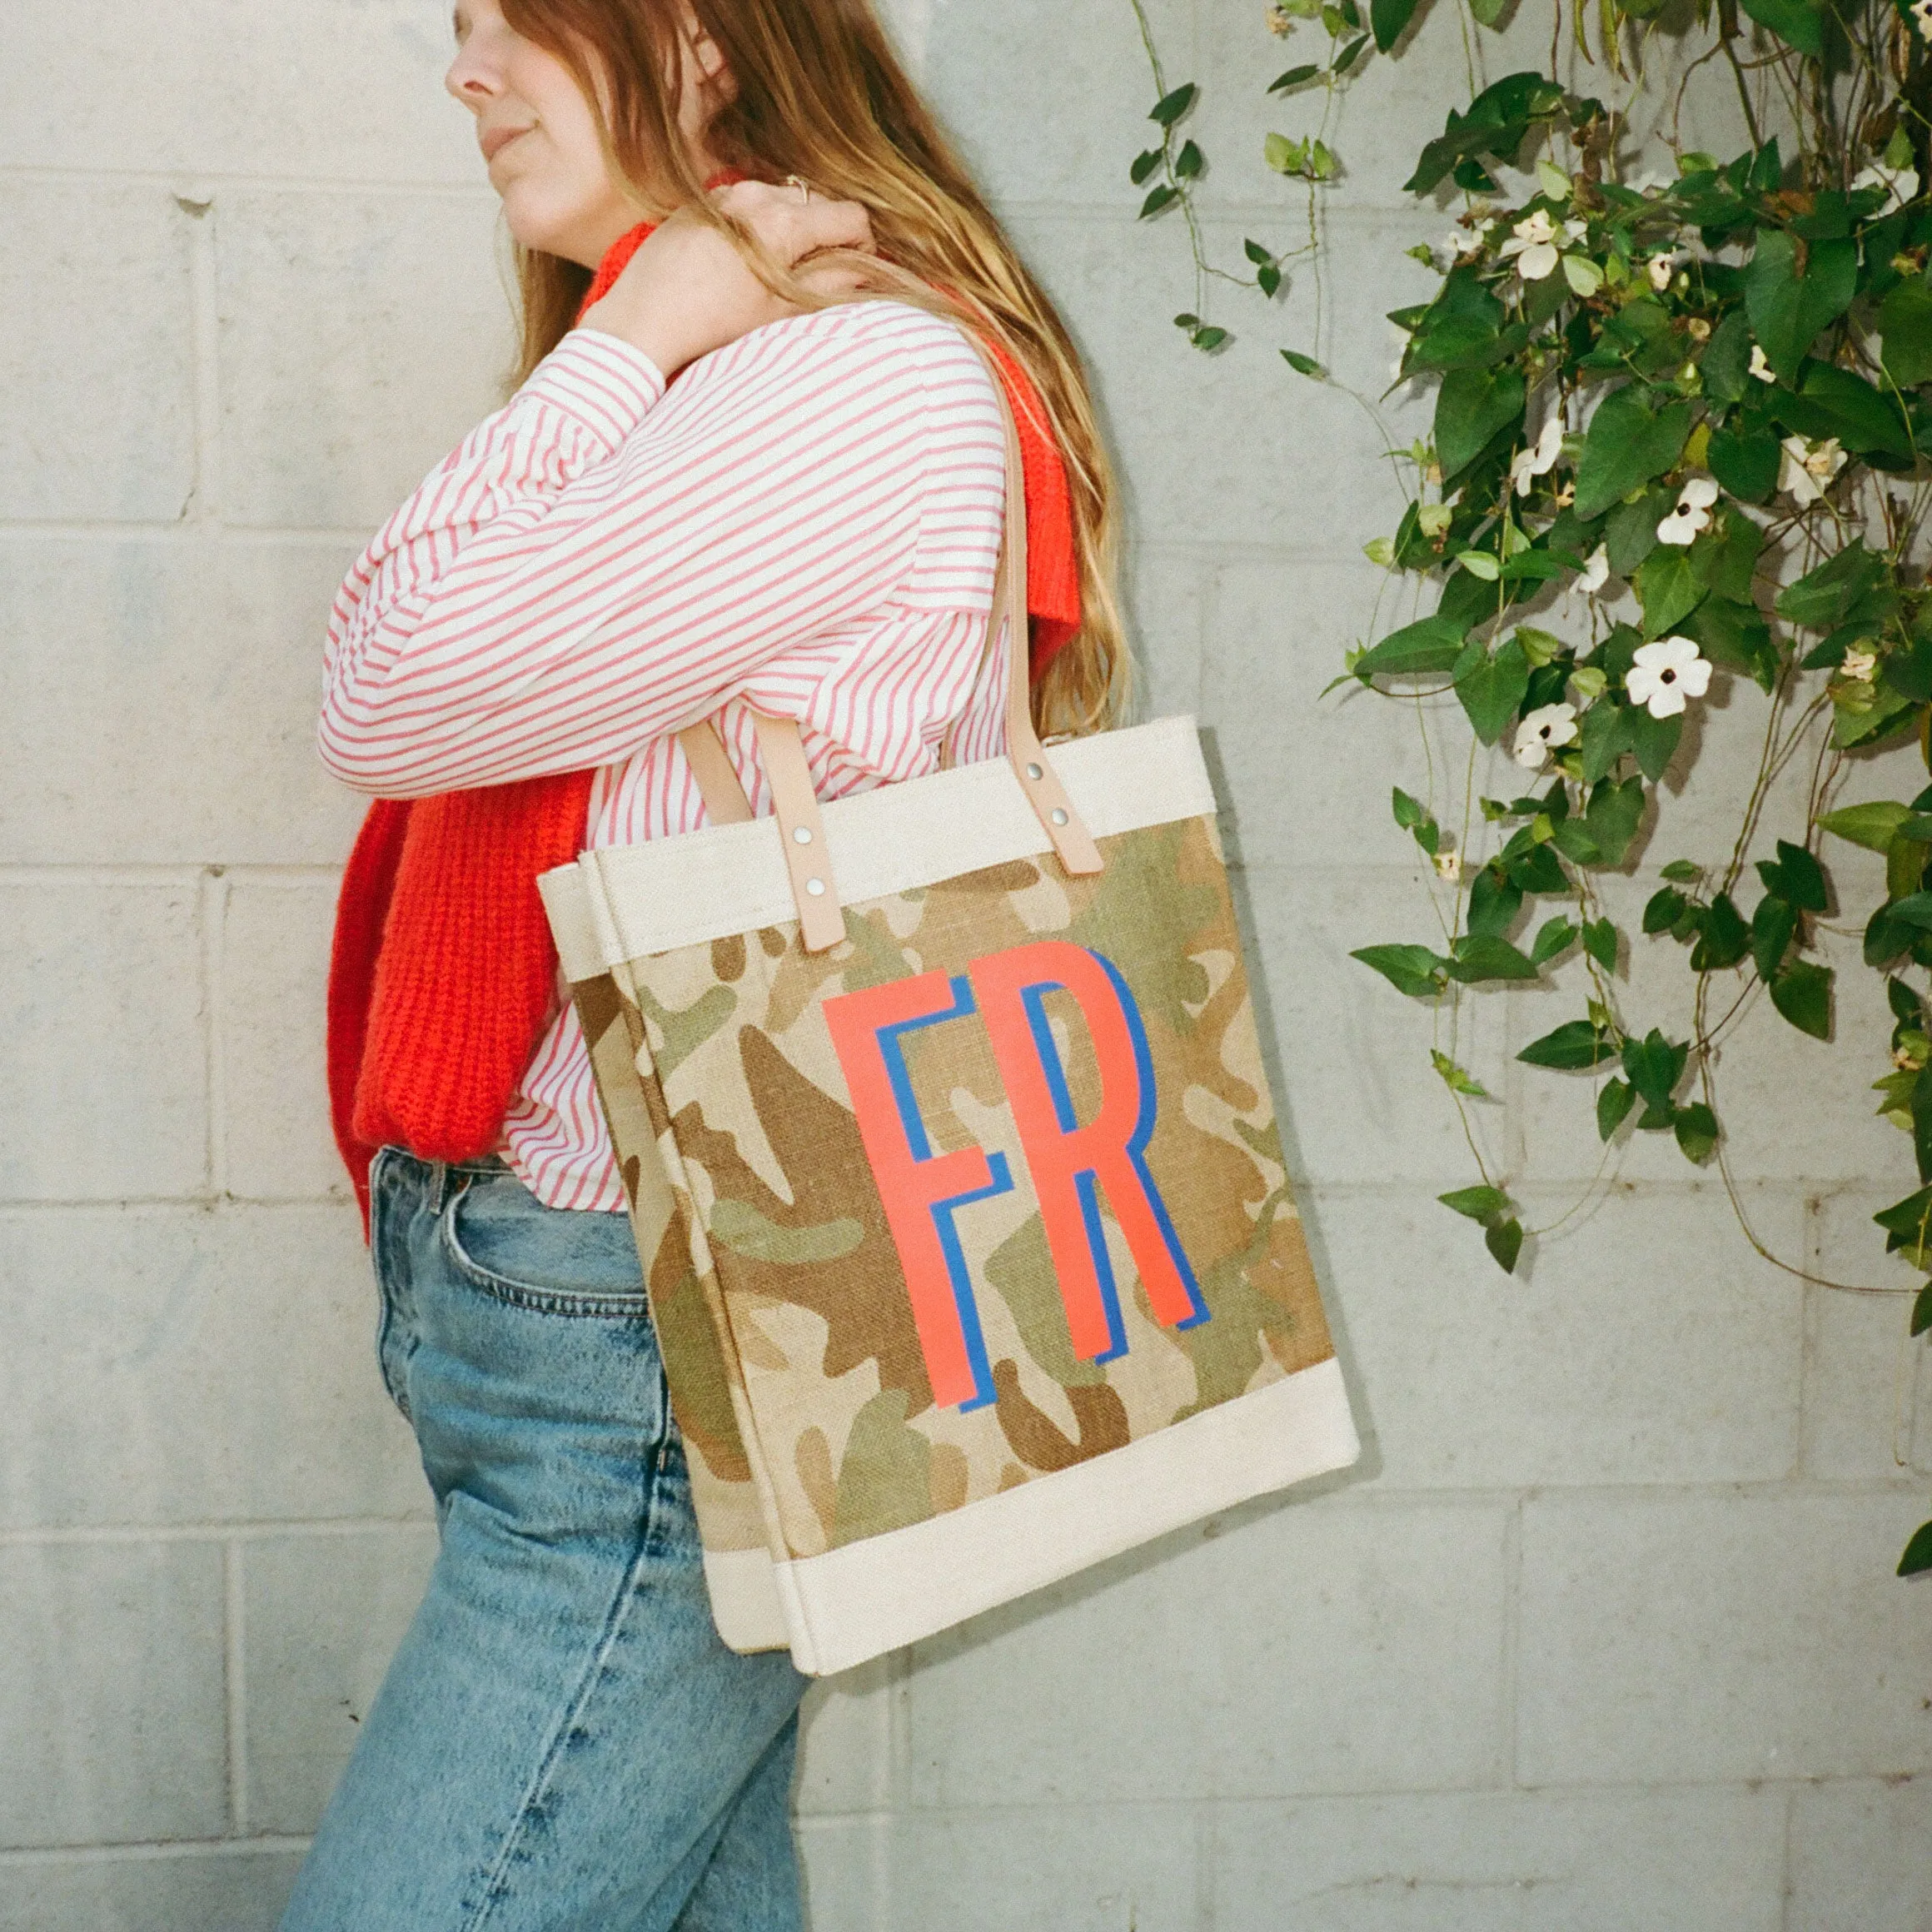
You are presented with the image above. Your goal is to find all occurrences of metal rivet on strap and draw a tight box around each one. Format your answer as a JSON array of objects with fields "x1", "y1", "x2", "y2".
[
  {"x1": 793, "y1": 825, "x2": 813, "y2": 844},
  {"x1": 804, "y1": 877, "x2": 827, "y2": 896},
  {"x1": 1026, "y1": 762, "x2": 1043, "y2": 780},
  {"x1": 1051, "y1": 808, "x2": 1068, "y2": 826}
]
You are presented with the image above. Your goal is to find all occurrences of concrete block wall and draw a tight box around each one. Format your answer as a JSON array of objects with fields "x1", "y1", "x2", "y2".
[{"x1": 2, "y1": 2, "x2": 1928, "y2": 1925}]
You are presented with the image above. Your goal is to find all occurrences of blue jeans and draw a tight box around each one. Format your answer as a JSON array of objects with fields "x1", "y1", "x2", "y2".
[{"x1": 280, "y1": 1150, "x2": 809, "y2": 1932}]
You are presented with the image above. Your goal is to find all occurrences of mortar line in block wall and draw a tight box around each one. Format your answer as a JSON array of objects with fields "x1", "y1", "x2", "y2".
[
  {"x1": 177, "y1": 179, "x2": 223, "y2": 525},
  {"x1": 0, "y1": 522, "x2": 375, "y2": 545},
  {"x1": 202, "y1": 869, "x2": 230, "y2": 1199},
  {"x1": 1778, "y1": 1782, "x2": 1797, "y2": 1932},
  {"x1": 223, "y1": 1539, "x2": 249, "y2": 1836},
  {"x1": 0, "y1": 1191, "x2": 353, "y2": 1212},
  {"x1": 0, "y1": 1835, "x2": 313, "y2": 1870},
  {"x1": 0, "y1": 162, "x2": 499, "y2": 202},
  {"x1": 1501, "y1": 1494, "x2": 1523, "y2": 1790},
  {"x1": 0, "y1": 864, "x2": 346, "y2": 884},
  {"x1": 0, "y1": 1517, "x2": 434, "y2": 1547}
]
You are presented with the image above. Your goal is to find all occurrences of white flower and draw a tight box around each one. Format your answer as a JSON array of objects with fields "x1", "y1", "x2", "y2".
[
  {"x1": 1656, "y1": 474, "x2": 1720, "y2": 546},
  {"x1": 1512, "y1": 702, "x2": 1579, "y2": 769},
  {"x1": 1749, "y1": 344, "x2": 1775, "y2": 382},
  {"x1": 1626, "y1": 636, "x2": 1712, "y2": 719},
  {"x1": 1511, "y1": 416, "x2": 1564, "y2": 496},
  {"x1": 1577, "y1": 545, "x2": 1611, "y2": 596},
  {"x1": 1914, "y1": 0, "x2": 1932, "y2": 42},
  {"x1": 1647, "y1": 249, "x2": 1687, "y2": 291},
  {"x1": 1778, "y1": 434, "x2": 1846, "y2": 507},
  {"x1": 1433, "y1": 849, "x2": 1463, "y2": 883},
  {"x1": 1852, "y1": 162, "x2": 1920, "y2": 215},
  {"x1": 1842, "y1": 646, "x2": 1879, "y2": 683},
  {"x1": 1500, "y1": 209, "x2": 1562, "y2": 281}
]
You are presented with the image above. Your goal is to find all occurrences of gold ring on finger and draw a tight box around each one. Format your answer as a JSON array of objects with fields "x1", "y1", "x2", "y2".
[{"x1": 785, "y1": 173, "x2": 813, "y2": 205}]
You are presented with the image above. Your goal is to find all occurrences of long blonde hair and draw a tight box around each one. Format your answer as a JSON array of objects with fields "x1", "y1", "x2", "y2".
[{"x1": 499, "y1": 0, "x2": 1125, "y2": 736}]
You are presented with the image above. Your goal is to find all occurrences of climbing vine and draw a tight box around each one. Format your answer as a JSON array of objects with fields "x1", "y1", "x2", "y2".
[{"x1": 1126, "y1": 0, "x2": 1932, "y2": 1573}]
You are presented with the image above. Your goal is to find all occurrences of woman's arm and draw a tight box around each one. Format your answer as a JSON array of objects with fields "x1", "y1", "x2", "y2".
[{"x1": 318, "y1": 300, "x2": 1001, "y2": 798}]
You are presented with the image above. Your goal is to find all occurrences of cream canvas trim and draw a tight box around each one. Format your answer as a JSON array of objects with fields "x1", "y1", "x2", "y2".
[
  {"x1": 539, "y1": 715, "x2": 1216, "y2": 969},
  {"x1": 701, "y1": 1547, "x2": 792, "y2": 1654},
  {"x1": 769, "y1": 1357, "x2": 1359, "y2": 1678}
]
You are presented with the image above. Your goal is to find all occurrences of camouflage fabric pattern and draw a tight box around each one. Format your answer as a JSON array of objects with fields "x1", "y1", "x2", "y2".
[
  {"x1": 570, "y1": 959, "x2": 772, "y2": 1558},
  {"x1": 595, "y1": 812, "x2": 1334, "y2": 1566}
]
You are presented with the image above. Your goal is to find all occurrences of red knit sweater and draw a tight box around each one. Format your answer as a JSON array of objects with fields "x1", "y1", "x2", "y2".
[{"x1": 326, "y1": 222, "x2": 1082, "y2": 1232}]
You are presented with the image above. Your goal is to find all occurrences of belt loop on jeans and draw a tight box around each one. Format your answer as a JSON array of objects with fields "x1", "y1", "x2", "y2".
[{"x1": 428, "y1": 1159, "x2": 452, "y2": 1213}]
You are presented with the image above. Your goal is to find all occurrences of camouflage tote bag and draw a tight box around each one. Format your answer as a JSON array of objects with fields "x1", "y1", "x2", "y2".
[{"x1": 539, "y1": 341, "x2": 1359, "y2": 1676}]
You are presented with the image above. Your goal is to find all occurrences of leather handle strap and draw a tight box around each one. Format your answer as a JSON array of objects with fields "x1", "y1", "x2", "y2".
[
  {"x1": 675, "y1": 318, "x2": 1102, "y2": 953},
  {"x1": 750, "y1": 710, "x2": 844, "y2": 952},
  {"x1": 675, "y1": 722, "x2": 754, "y2": 824}
]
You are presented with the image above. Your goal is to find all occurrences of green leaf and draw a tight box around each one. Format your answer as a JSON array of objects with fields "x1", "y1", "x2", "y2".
[
  {"x1": 1898, "y1": 1520, "x2": 1932, "y2": 1576},
  {"x1": 1468, "y1": 0, "x2": 1508, "y2": 22},
  {"x1": 1706, "y1": 426, "x2": 1781, "y2": 505},
  {"x1": 1281, "y1": 348, "x2": 1324, "y2": 377},
  {"x1": 1769, "y1": 958, "x2": 1833, "y2": 1038},
  {"x1": 1129, "y1": 149, "x2": 1163, "y2": 187},
  {"x1": 1447, "y1": 933, "x2": 1542, "y2": 983},
  {"x1": 1700, "y1": 311, "x2": 1754, "y2": 406},
  {"x1": 1139, "y1": 183, "x2": 1181, "y2": 219},
  {"x1": 1173, "y1": 139, "x2": 1204, "y2": 180},
  {"x1": 1431, "y1": 1048, "x2": 1491, "y2": 1098},
  {"x1": 1661, "y1": 859, "x2": 1702, "y2": 883},
  {"x1": 1736, "y1": 0, "x2": 1825, "y2": 53},
  {"x1": 1644, "y1": 885, "x2": 1690, "y2": 934},
  {"x1": 1392, "y1": 786, "x2": 1426, "y2": 831},
  {"x1": 1627, "y1": 704, "x2": 1685, "y2": 782},
  {"x1": 1585, "y1": 916, "x2": 1619, "y2": 972},
  {"x1": 1914, "y1": 1062, "x2": 1932, "y2": 1184},
  {"x1": 1452, "y1": 635, "x2": 1531, "y2": 746},
  {"x1": 1880, "y1": 275, "x2": 1932, "y2": 388},
  {"x1": 1573, "y1": 389, "x2": 1694, "y2": 523},
  {"x1": 1518, "y1": 1018, "x2": 1619, "y2": 1069},
  {"x1": 1875, "y1": 1184, "x2": 1932, "y2": 1249},
  {"x1": 1781, "y1": 364, "x2": 1915, "y2": 462},
  {"x1": 1485, "y1": 1217, "x2": 1524, "y2": 1273},
  {"x1": 1751, "y1": 894, "x2": 1797, "y2": 981},
  {"x1": 1370, "y1": 0, "x2": 1420, "y2": 49},
  {"x1": 1190, "y1": 325, "x2": 1228, "y2": 351},
  {"x1": 1436, "y1": 366, "x2": 1526, "y2": 481},
  {"x1": 1820, "y1": 800, "x2": 1912, "y2": 853},
  {"x1": 1913, "y1": 1282, "x2": 1932, "y2": 1337},
  {"x1": 1355, "y1": 615, "x2": 1466, "y2": 679},
  {"x1": 1775, "y1": 542, "x2": 1892, "y2": 634},
  {"x1": 1352, "y1": 943, "x2": 1448, "y2": 997},
  {"x1": 1466, "y1": 864, "x2": 1523, "y2": 938},
  {"x1": 1744, "y1": 228, "x2": 1855, "y2": 383},
  {"x1": 1584, "y1": 775, "x2": 1647, "y2": 867},
  {"x1": 1597, "y1": 1077, "x2": 1637, "y2": 1140},
  {"x1": 1622, "y1": 1028, "x2": 1689, "y2": 1113},
  {"x1": 1531, "y1": 915, "x2": 1581, "y2": 966},
  {"x1": 1439, "y1": 1184, "x2": 1511, "y2": 1221},
  {"x1": 1334, "y1": 32, "x2": 1371, "y2": 73},
  {"x1": 1674, "y1": 1100, "x2": 1720, "y2": 1163},
  {"x1": 1690, "y1": 892, "x2": 1751, "y2": 972},
  {"x1": 1771, "y1": 839, "x2": 1829, "y2": 913},
  {"x1": 1150, "y1": 82, "x2": 1198, "y2": 126},
  {"x1": 1636, "y1": 550, "x2": 1705, "y2": 640},
  {"x1": 1269, "y1": 63, "x2": 1322, "y2": 92},
  {"x1": 1580, "y1": 700, "x2": 1636, "y2": 786}
]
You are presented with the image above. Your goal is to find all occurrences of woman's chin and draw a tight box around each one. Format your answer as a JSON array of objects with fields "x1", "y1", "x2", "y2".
[{"x1": 497, "y1": 189, "x2": 600, "y2": 268}]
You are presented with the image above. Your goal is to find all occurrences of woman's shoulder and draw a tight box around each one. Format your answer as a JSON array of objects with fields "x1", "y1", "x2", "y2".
[{"x1": 690, "y1": 297, "x2": 1000, "y2": 414}]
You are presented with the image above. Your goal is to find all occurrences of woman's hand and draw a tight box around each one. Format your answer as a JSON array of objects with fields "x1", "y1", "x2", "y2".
[{"x1": 578, "y1": 179, "x2": 875, "y2": 378}]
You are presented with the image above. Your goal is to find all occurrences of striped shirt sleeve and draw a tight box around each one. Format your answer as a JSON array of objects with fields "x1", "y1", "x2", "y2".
[{"x1": 317, "y1": 301, "x2": 992, "y2": 798}]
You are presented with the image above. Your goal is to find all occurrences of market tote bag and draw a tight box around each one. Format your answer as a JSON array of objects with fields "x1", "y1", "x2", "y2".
[{"x1": 539, "y1": 338, "x2": 1359, "y2": 1676}]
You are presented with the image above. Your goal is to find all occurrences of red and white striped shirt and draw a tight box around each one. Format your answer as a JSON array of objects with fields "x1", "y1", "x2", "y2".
[{"x1": 321, "y1": 301, "x2": 1010, "y2": 1210}]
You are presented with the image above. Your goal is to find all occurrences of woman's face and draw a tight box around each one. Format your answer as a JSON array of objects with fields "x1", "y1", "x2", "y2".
[{"x1": 446, "y1": 0, "x2": 724, "y2": 267}]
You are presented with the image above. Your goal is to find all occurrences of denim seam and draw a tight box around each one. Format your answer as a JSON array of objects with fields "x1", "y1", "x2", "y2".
[
  {"x1": 439, "y1": 1177, "x2": 650, "y2": 1319},
  {"x1": 457, "y1": 1426, "x2": 671, "y2": 1932}
]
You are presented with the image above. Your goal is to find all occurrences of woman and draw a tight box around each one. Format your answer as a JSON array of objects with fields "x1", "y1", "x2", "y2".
[{"x1": 286, "y1": 1, "x2": 1123, "y2": 1925}]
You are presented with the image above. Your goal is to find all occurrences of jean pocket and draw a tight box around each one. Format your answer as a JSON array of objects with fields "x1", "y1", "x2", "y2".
[{"x1": 440, "y1": 1170, "x2": 651, "y2": 1317}]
